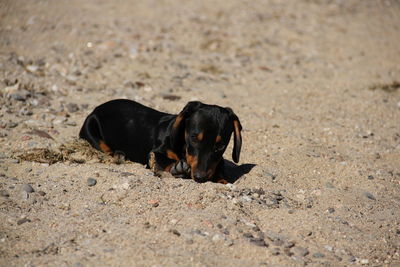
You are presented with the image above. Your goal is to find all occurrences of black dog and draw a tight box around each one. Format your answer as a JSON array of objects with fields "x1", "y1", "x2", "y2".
[{"x1": 79, "y1": 99, "x2": 242, "y2": 183}]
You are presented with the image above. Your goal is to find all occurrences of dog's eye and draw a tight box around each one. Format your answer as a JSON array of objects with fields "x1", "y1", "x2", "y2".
[{"x1": 215, "y1": 143, "x2": 225, "y2": 152}]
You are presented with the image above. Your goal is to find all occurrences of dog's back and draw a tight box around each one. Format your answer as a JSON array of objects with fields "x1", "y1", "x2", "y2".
[{"x1": 79, "y1": 99, "x2": 173, "y2": 164}]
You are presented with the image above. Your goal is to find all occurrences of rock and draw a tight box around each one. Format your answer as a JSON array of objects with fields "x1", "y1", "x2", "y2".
[
  {"x1": 170, "y1": 229, "x2": 181, "y2": 236},
  {"x1": 324, "y1": 245, "x2": 333, "y2": 251},
  {"x1": 292, "y1": 246, "x2": 309, "y2": 257},
  {"x1": 363, "y1": 192, "x2": 376, "y2": 200},
  {"x1": 87, "y1": 178, "x2": 97, "y2": 186},
  {"x1": 273, "y1": 239, "x2": 284, "y2": 246},
  {"x1": 325, "y1": 182, "x2": 335, "y2": 189},
  {"x1": 37, "y1": 191, "x2": 46, "y2": 196},
  {"x1": 283, "y1": 241, "x2": 295, "y2": 248},
  {"x1": 224, "y1": 239, "x2": 234, "y2": 246},
  {"x1": 0, "y1": 190, "x2": 10, "y2": 197},
  {"x1": 360, "y1": 259, "x2": 369, "y2": 265},
  {"x1": 292, "y1": 256, "x2": 306, "y2": 266},
  {"x1": 265, "y1": 230, "x2": 279, "y2": 241},
  {"x1": 271, "y1": 247, "x2": 280, "y2": 255},
  {"x1": 226, "y1": 183, "x2": 237, "y2": 191},
  {"x1": 21, "y1": 191, "x2": 29, "y2": 200},
  {"x1": 10, "y1": 89, "x2": 30, "y2": 101},
  {"x1": 17, "y1": 218, "x2": 31, "y2": 225},
  {"x1": 242, "y1": 195, "x2": 252, "y2": 202},
  {"x1": 22, "y1": 184, "x2": 34, "y2": 193},
  {"x1": 328, "y1": 207, "x2": 335, "y2": 213},
  {"x1": 348, "y1": 256, "x2": 357, "y2": 262},
  {"x1": 250, "y1": 237, "x2": 268, "y2": 247},
  {"x1": 212, "y1": 234, "x2": 222, "y2": 242},
  {"x1": 66, "y1": 103, "x2": 79, "y2": 113},
  {"x1": 313, "y1": 252, "x2": 325, "y2": 258},
  {"x1": 367, "y1": 175, "x2": 374, "y2": 180},
  {"x1": 7, "y1": 122, "x2": 18, "y2": 128},
  {"x1": 243, "y1": 232, "x2": 254, "y2": 239}
]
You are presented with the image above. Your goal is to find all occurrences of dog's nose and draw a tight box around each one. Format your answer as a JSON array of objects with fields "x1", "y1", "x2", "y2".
[{"x1": 193, "y1": 172, "x2": 208, "y2": 183}]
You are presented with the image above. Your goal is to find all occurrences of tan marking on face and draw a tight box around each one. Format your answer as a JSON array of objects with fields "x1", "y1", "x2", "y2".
[
  {"x1": 197, "y1": 132, "x2": 204, "y2": 141},
  {"x1": 185, "y1": 150, "x2": 198, "y2": 177},
  {"x1": 166, "y1": 149, "x2": 179, "y2": 161},
  {"x1": 215, "y1": 135, "x2": 222, "y2": 143},
  {"x1": 173, "y1": 114, "x2": 183, "y2": 129},
  {"x1": 99, "y1": 140, "x2": 112, "y2": 154},
  {"x1": 216, "y1": 178, "x2": 228, "y2": 184}
]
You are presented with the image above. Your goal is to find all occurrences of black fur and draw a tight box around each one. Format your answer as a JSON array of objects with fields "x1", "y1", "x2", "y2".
[{"x1": 79, "y1": 99, "x2": 242, "y2": 183}]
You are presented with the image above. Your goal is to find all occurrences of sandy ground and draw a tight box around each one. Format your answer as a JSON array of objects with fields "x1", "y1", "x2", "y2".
[{"x1": 1, "y1": 0, "x2": 400, "y2": 266}]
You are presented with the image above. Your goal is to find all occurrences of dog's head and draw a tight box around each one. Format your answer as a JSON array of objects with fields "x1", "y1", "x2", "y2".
[{"x1": 171, "y1": 101, "x2": 242, "y2": 182}]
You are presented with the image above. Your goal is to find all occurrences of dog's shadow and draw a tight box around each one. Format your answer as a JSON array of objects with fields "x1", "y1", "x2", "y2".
[{"x1": 223, "y1": 160, "x2": 256, "y2": 184}]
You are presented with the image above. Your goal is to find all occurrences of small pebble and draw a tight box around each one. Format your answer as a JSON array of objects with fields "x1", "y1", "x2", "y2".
[
  {"x1": 243, "y1": 232, "x2": 254, "y2": 239},
  {"x1": 242, "y1": 195, "x2": 252, "y2": 202},
  {"x1": 360, "y1": 259, "x2": 369, "y2": 265},
  {"x1": 283, "y1": 241, "x2": 295, "y2": 248},
  {"x1": 328, "y1": 207, "x2": 335, "y2": 213},
  {"x1": 265, "y1": 230, "x2": 282, "y2": 241},
  {"x1": 66, "y1": 103, "x2": 80, "y2": 113},
  {"x1": 226, "y1": 183, "x2": 237, "y2": 191},
  {"x1": 21, "y1": 191, "x2": 29, "y2": 200},
  {"x1": 87, "y1": 178, "x2": 97, "y2": 186},
  {"x1": 17, "y1": 218, "x2": 31, "y2": 225},
  {"x1": 212, "y1": 234, "x2": 222, "y2": 242},
  {"x1": 325, "y1": 182, "x2": 335, "y2": 189},
  {"x1": 271, "y1": 247, "x2": 280, "y2": 255},
  {"x1": 37, "y1": 191, "x2": 46, "y2": 196},
  {"x1": 367, "y1": 175, "x2": 374, "y2": 180},
  {"x1": 324, "y1": 245, "x2": 333, "y2": 251},
  {"x1": 363, "y1": 192, "x2": 376, "y2": 200},
  {"x1": 22, "y1": 184, "x2": 34, "y2": 193},
  {"x1": 170, "y1": 229, "x2": 181, "y2": 236},
  {"x1": 273, "y1": 239, "x2": 284, "y2": 246},
  {"x1": 224, "y1": 239, "x2": 234, "y2": 247},
  {"x1": 348, "y1": 256, "x2": 357, "y2": 262},
  {"x1": 313, "y1": 252, "x2": 325, "y2": 258},
  {"x1": 292, "y1": 256, "x2": 306, "y2": 266},
  {"x1": 284, "y1": 248, "x2": 294, "y2": 256},
  {"x1": 7, "y1": 122, "x2": 18, "y2": 128},
  {"x1": 0, "y1": 190, "x2": 10, "y2": 197},
  {"x1": 250, "y1": 237, "x2": 268, "y2": 247},
  {"x1": 293, "y1": 246, "x2": 309, "y2": 257}
]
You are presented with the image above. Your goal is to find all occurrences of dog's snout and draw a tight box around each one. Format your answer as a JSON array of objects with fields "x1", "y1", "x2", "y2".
[{"x1": 193, "y1": 171, "x2": 208, "y2": 183}]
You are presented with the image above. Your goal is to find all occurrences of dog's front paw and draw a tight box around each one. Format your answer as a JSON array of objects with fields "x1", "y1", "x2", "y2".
[
  {"x1": 170, "y1": 159, "x2": 190, "y2": 178},
  {"x1": 148, "y1": 152, "x2": 161, "y2": 176}
]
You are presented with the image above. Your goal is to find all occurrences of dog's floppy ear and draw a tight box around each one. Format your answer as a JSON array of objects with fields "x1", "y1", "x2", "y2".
[
  {"x1": 170, "y1": 101, "x2": 203, "y2": 151},
  {"x1": 226, "y1": 107, "x2": 242, "y2": 163}
]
